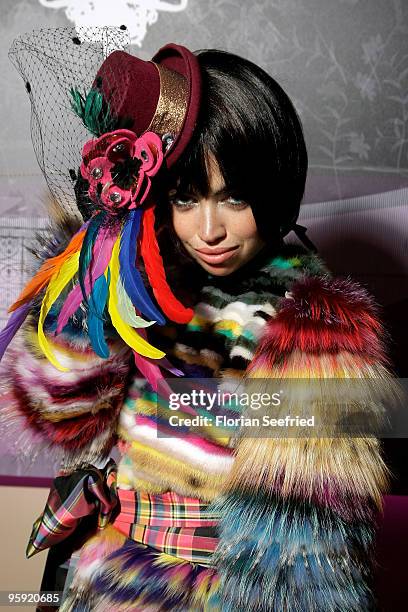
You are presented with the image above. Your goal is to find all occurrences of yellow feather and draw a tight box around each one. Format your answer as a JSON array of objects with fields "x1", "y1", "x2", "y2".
[
  {"x1": 107, "y1": 235, "x2": 165, "y2": 359},
  {"x1": 38, "y1": 251, "x2": 80, "y2": 372}
]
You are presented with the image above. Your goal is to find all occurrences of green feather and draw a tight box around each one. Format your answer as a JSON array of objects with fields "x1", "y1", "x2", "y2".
[
  {"x1": 69, "y1": 87, "x2": 116, "y2": 137},
  {"x1": 70, "y1": 87, "x2": 86, "y2": 118}
]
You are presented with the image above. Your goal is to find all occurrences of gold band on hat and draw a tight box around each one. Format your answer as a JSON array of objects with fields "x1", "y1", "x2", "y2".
[{"x1": 146, "y1": 61, "x2": 189, "y2": 144}]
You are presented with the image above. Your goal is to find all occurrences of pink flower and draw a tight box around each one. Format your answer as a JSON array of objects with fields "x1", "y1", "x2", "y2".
[{"x1": 80, "y1": 129, "x2": 164, "y2": 212}]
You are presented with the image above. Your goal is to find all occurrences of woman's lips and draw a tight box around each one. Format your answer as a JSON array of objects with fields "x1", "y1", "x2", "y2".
[{"x1": 194, "y1": 246, "x2": 239, "y2": 264}]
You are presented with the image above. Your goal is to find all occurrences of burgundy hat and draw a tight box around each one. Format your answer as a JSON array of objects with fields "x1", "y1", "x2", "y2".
[{"x1": 94, "y1": 43, "x2": 202, "y2": 169}]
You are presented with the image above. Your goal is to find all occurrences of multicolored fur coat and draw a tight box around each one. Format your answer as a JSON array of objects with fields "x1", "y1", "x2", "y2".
[{"x1": 0, "y1": 201, "x2": 394, "y2": 611}]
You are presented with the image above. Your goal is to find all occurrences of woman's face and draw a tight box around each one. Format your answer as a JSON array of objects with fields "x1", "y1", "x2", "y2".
[{"x1": 169, "y1": 156, "x2": 266, "y2": 276}]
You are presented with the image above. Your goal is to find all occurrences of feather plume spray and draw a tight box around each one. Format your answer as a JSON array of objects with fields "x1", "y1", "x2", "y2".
[
  {"x1": 107, "y1": 234, "x2": 165, "y2": 359},
  {"x1": 7, "y1": 224, "x2": 88, "y2": 314},
  {"x1": 140, "y1": 204, "x2": 193, "y2": 324},
  {"x1": 130, "y1": 324, "x2": 184, "y2": 397},
  {"x1": 56, "y1": 221, "x2": 117, "y2": 334},
  {"x1": 132, "y1": 349, "x2": 169, "y2": 394},
  {"x1": 87, "y1": 271, "x2": 109, "y2": 359},
  {"x1": 116, "y1": 275, "x2": 155, "y2": 328},
  {"x1": 38, "y1": 251, "x2": 81, "y2": 372},
  {"x1": 0, "y1": 221, "x2": 90, "y2": 364},
  {"x1": 119, "y1": 209, "x2": 165, "y2": 324},
  {"x1": 70, "y1": 87, "x2": 116, "y2": 137},
  {"x1": 78, "y1": 213, "x2": 104, "y2": 305}
]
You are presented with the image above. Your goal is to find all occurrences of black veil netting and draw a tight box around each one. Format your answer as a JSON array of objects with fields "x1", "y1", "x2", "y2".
[{"x1": 8, "y1": 26, "x2": 131, "y2": 221}]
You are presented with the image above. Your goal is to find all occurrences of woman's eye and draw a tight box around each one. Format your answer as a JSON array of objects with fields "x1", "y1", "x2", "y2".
[
  {"x1": 168, "y1": 193, "x2": 247, "y2": 209},
  {"x1": 223, "y1": 197, "x2": 248, "y2": 208},
  {"x1": 169, "y1": 196, "x2": 197, "y2": 208}
]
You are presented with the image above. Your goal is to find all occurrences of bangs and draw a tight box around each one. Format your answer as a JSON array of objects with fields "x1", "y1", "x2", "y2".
[
  {"x1": 167, "y1": 60, "x2": 259, "y2": 201},
  {"x1": 162, "y1": 48, "x2": 307, "y2": 240},
  {"x1": 167, "y1": 122, "x2": 250, "y2": 201}
]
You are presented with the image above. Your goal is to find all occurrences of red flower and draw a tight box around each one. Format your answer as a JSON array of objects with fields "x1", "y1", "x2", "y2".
[{"x1": 80, "y1": 129, "x2": 164, "y2": 211}]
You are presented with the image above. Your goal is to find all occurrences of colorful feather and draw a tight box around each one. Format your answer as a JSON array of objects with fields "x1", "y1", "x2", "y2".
[
  {"x1": 56, "y1": 223, "x2": 116, "y2": 334},
  {"x1": 132, "y1": 350, "x2": 167, "y2": 394},
  {"x1": 116, "y1": 275, "x2": 155, "y2": 328},
  {"x1": 140, "y1": 205, "x2": 193, "y2": 324},
  {"x1": 70, "y1": 87, "x2": 116, "y2": 137},
  {"x1": 108, "y1": 235, "x2": 165, "y2": 359},
  {"x1": 155, "y1": 357, "x2": 184, "y2": 377},
  {"x1": 0, "y1": 302, "x2": 32, "y2": 360},
  {"x1": 38, "y1": 251, "x2": 81, "y2": 372},
  {"x1": 119, "y1": 209, "x2": 165, "y2": 324},
  {"x1": 88, "y1": 271, "x2": 109, "y2": 359},
  {"x1": 8, "y1": 226, "x2": 87, "y2": 313},
  {"x1": 131, "y1": 326, "x2": 184, "y2": 397},
  {"x1": 132, "y1": 349, "x2": 184, "y2": 403},
  {"x1": 78, "y1": 213, "x2": 103, "y2": 305}
]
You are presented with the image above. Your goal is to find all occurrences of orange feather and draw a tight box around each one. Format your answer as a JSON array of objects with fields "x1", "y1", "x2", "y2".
[{"x1": 8, "y1": 229, "x2": 86, "y2": 313}]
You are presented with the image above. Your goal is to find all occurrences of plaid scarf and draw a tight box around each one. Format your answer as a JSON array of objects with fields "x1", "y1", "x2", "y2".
[
  {"x1": 26, "y1": 459, "x2": 118, "y2": 558},
  {"x1": 27, "y1": 460, "x2": 219, "y2": 566},
  {"x1": 112, "y1": 488, "x2": 219, "y2": 565}
]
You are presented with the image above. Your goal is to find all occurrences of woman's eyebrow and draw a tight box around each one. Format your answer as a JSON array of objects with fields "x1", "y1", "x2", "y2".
[
  {"x1": 211, "y1": 186, "x2": 233, "y2": 198},
  {"x1": 169, "y1": 185, "x2": 236, "y2": 198}
]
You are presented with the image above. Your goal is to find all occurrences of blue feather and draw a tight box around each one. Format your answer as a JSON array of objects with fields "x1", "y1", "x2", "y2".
[
  {"x1": 78, "y1": 213, "x2": 104, "y2": 305},
  {"x1": 88, "y1": 272, "x2": 109, "y2": 358},
  {"x1": 119, "y1": 210, "x2": 165, "y2": 325}
]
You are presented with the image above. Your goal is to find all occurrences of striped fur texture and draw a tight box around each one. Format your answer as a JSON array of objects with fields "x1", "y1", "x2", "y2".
[
  {"x1": 51, "y1": 243, "x2": 333, "y2": 608},
  {"x1": 0, "y1": 200, "x2": 133, "y2": 468},
  {"x1": 250, "y1": 275, "x2": 389, "y2": 362},
  {"x1": 114, "y1": 248, "x2": 329, "y2": 503},
  {"x1": 2, "y1": 319, "x2": 132, "y2": 460},
  {"x1": 209, "y1": 274, "x2": 394, "y2": 610},
  {"x1": 0, "y1": 199, "x2": 393, "y2": 610},
  {"x1": 210, "y1": 492, "x2": 376, "y2": 612},
  {"x1": 60, "y1": 526, "x2": 221, "y2": 611}
]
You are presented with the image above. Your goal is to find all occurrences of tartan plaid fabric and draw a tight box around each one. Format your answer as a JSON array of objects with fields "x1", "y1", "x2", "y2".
[
  {"x1": 26, "y1": 459, "x2": 119, "y2": 559},
  {"x1": 112, "y1": 488, "x2": 220, "y2": 565}
]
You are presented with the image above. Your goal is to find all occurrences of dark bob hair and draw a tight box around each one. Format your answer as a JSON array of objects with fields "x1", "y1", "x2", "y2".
[{"x1": 161, "y1": 48, "x2": 308, "y2": 244}]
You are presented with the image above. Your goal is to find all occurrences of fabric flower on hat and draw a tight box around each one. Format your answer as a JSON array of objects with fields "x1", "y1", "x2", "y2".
[{"x1": 80, "y1": 129, "x2": 164, "y2": 211}]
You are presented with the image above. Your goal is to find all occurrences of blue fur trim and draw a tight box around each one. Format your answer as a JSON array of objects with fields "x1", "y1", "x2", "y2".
[{"x1": 208, "y1": 491, "x2": 376, "y2": 611}]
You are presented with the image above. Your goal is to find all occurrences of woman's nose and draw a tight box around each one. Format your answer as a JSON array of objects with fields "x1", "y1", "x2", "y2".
[{"x1": 197, "y1": 202, "x2": 227, "y2": 243}]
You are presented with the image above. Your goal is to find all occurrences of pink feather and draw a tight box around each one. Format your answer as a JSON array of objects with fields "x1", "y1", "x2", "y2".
[
  {"x1": 56, "y1": 225, "x2": 117, "y2": 334},
  {"x1": 132, "y1": 328, "x2": 198, "y2": 417},
  {"x1": 132, "y1": 349, "x2": 165, "y2": 393}
]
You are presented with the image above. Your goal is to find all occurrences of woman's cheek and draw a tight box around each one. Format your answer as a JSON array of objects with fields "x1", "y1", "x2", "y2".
[
  {"x1": 227, "y1": 207, "x2": 259, "y2": 240},
  {"x1": 171, "y1": 208, "x2": 195, "y2": 241}
]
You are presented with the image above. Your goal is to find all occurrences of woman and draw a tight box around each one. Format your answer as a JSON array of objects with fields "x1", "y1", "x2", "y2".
[{"x1": 1, "y1": 27, "x2": 393, "y2": 611}]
